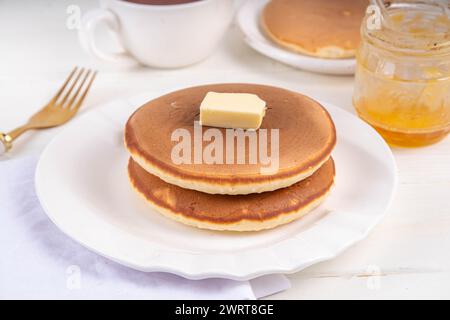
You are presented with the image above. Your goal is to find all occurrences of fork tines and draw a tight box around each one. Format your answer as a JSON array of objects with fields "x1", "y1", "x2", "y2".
[{"x1": 51, "y1": 67, "x2": 97, "y2": 110}]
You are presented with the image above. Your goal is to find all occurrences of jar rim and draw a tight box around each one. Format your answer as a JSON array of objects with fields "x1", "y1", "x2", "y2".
[{"x1": 362, "y1": 0, "x2": 450, "y2": 55}]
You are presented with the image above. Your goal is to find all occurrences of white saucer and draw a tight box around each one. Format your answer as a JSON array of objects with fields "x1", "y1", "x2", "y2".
[
  {"x1": 237, "y1": 0, "x2": 356, "y2": 75},
  {"x1": 35, "y1": 92, "x2": 397, "y2": 280}
]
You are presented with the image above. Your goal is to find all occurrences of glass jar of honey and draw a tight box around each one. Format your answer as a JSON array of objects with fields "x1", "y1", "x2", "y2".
[{"x1": 353, "y1": 0, "x2": 450, "y2": 147}]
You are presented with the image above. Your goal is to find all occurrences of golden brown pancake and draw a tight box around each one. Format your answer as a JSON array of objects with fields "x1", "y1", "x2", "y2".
[
  {"x1": 125, "y1": 84, "x2": 336, "y2": 195},
  {"x1": 128, "y1": 157, "x2": 335, "y2": 231},
  {"x1": 261, "y1": 0, "x2": 368, "y2": 58}
]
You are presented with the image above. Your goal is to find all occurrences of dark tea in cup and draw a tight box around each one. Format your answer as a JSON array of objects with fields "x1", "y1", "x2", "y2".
[{"x1": 124, "y1": 0, "x2": 202, "y2": 5}]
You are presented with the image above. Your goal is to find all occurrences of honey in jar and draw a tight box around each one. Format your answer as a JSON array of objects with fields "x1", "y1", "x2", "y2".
[{"x1": 353, "y1": 0, "x2": 450, "y2": 147}]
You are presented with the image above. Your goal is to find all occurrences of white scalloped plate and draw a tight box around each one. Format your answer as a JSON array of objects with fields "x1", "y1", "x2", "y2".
[
  {"x1": 237, "y1": 0, "x2": 356, "y2": 75},
  {"x1": 35, "y1": 92, "x2": 397, "y2": 280}
]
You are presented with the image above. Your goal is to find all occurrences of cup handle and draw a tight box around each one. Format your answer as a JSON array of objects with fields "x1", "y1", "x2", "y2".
[{"x1": 78, "y1": 8, "x2": 138, "y2": 66}]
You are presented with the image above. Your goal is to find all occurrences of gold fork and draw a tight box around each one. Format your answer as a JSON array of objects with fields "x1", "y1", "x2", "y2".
[{"x1": 0, "y1": 67, "x2": 97, "y2": 153}]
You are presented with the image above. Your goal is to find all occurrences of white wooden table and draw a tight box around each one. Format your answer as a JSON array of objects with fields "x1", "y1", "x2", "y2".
[{"x1": 1, "y1": 0, "x2": 449, "y2": 299}]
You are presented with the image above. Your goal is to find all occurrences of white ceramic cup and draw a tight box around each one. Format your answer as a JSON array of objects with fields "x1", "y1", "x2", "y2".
[{"x1": 79, "y1": 0, "x2": 235, "y2": 68}]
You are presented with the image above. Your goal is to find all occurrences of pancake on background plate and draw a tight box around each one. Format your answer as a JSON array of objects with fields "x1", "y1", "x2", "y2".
[
  {"x1": 261, "y1": 0, "x2": 369, "y2": 59},
  {"x1": 128, "y1": 157, "x2": 335, "y2": 232},
  {"x1": 125, "y1": 84, "x2": 336, "y2": 195}
]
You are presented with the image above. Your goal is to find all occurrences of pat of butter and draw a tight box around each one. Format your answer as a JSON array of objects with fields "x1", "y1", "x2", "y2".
[{"x1": 199, "y1": 92, "x2": 267, "y2": 130}]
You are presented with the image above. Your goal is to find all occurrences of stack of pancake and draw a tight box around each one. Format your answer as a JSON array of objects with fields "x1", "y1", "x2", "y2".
[
  {"x1": 125, "y1": 84, "x2": 336, "y2": 232},
  {"x1": 261, "y1": 0, "x2": 369, "y2": 59}
]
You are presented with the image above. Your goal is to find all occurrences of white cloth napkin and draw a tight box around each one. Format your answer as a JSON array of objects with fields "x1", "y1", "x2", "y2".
[{"x1": 0, "y1": 156, "x2": 290, "y2": 300}]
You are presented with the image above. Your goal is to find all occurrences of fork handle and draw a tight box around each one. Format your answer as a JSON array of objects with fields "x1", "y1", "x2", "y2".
[
  {"x1": 0, "y1": 132, "x2": 12, "y2": 154},
  {"x1": 0, "y1": 125, "x2": 30, "y2": 154}
]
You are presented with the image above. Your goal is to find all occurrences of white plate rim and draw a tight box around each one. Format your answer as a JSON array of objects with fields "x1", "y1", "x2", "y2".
[
  {"x1": 236, "y1": 0, "x2": 357, "y2": 75},
  {"x1": 35, "y1": 93, "x2": 398, "y2": 281}
]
